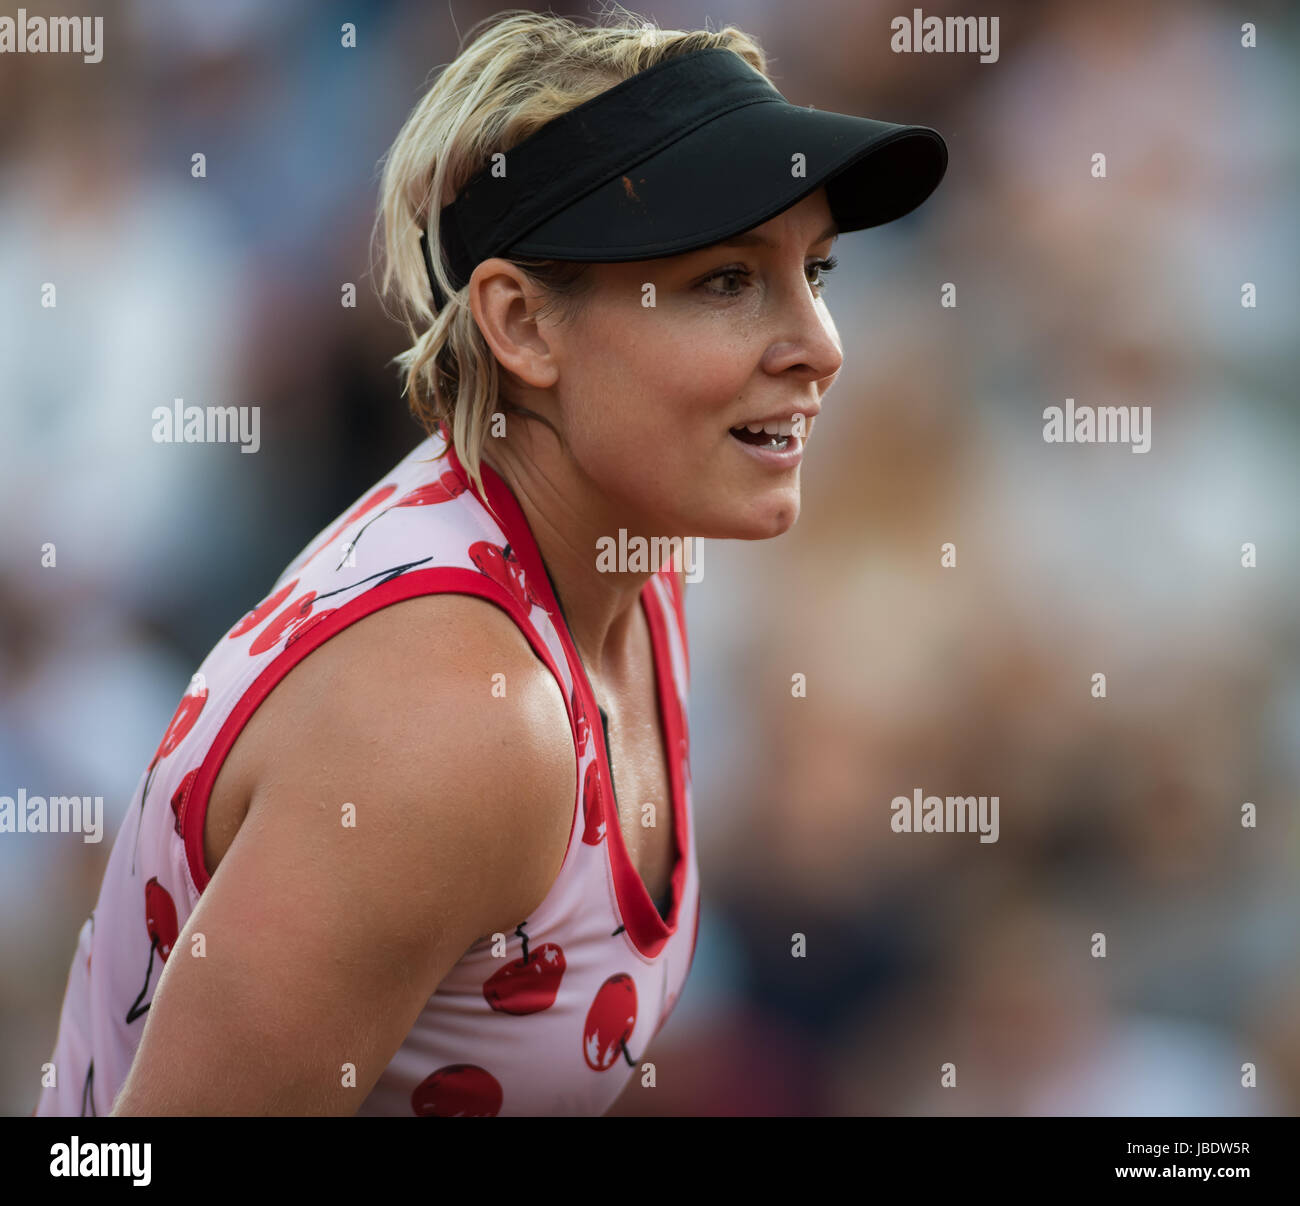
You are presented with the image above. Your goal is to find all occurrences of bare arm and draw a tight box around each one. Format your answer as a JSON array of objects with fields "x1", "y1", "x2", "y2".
[{"x1": 111, "y1": 594, "x2": 574, "y2": 1115}]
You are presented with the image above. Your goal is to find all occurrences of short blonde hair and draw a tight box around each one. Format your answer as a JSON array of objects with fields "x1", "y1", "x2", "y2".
[{"x1": 374, "y1": 5, "x2": 768, "y2": 498}]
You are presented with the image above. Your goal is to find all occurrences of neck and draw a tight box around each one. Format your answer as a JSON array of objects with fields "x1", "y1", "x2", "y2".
[{"x1": 477, "y1": 425, "x2": 651, "y2": 689}]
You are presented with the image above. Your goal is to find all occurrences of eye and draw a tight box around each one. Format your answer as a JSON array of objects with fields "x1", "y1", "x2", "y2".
[
  {"x1": 698, "y1": 254, "x2": 839, "y2": 299},
  {"x1": 699, "y1": 265, "x2": 751, "y2": 297},
  {"x1": 807, "y1": 255, "x2": 838, "y2": 293}
]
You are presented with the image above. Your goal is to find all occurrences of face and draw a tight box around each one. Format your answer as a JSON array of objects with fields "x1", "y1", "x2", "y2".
[{"x1": 517, "y1": 187, "x2": 844, "y2": 541}]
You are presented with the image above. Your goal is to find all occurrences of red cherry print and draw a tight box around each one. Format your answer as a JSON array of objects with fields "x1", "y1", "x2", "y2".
[
  {"x1": 482, "y1": 940, "x2": 566, "y2": 1015},
  {"x1": 126, "y1": 878, "x2": 179, "y2": 1024},
  {"x1": 394, "y1": 471, "x2": 465, "y2": 509},
  {"x1": 331, "y1": 474, "x2": 464, "y2": 567},
  {"x1": 469, "y1": 541, "x2": 516, "y2": 601},
  {"x1": 583, "y1": 973, "x2": 637, "y2": 1071},
  {"x1": 340, "y1": 484, "x2": 399, "y2": 524},
  {"x1": 469, "y1": 541, "x2": 541, "y2": 612},
  {"x1": 228, "y1": 579, "x2": 299, "y2": 638},
  {"x1": 169, "y1": 768, "x2": 199, "y2": 837},
  {"x1": 501, "y1": 544, "x2": 543, "y2": 610},
  {"x1": 411, "y1": 1065, "x2": 503, "y2": 1117},
  {"x1": 284, "y1": 607, "x2": 339, "y2": 648},
  {"x1": 145, "y1": 877, "x2": 179, "y2": 962},
  {"x1": 248, "y1": 590, "x2": 317, "y2": 656},
  {"x1": 302, "y1": 485, "x2": 399, "y2": 567},
  {"x1": 580, "y1": 760, "x2": 605, "y2": 845},
  {"x1": 134, "y1": 678, "x2": 206, "y2": 871},
  {"x1": 149, "y1": 681, "x2": 209, "y2": 769}
]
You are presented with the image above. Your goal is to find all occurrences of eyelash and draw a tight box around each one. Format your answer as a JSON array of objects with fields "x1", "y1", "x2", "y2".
[{"x1": 700, "y1": 255, "x2": 839, "y2": 298}]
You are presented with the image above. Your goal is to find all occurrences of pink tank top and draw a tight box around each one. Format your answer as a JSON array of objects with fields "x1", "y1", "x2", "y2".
[{"x1": 35, "y1": 424, "x2": 699, "y2": 1117}]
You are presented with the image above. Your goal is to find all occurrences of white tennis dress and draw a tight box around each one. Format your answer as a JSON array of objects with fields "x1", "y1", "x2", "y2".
[{"x1": 35, "y1": 423, "x2": 700, "y2": 1116}]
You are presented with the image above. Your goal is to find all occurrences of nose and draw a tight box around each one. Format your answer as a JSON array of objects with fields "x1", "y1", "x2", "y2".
[{"x1": 760, "y1": 274, "x2": 844, "y2": 387}]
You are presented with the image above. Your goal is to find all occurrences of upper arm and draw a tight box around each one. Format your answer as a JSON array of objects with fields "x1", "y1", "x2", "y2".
[{"x1": 111, "y1": 593, "x2": 575, "y2": 1116}]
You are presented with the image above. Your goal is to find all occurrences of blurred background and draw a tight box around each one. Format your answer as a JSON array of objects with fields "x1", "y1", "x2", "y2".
[{"x1": 3, "y1": 0, "x2": 1298, "y2": 1116}]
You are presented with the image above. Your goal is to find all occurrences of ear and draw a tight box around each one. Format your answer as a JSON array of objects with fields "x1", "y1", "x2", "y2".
[{"x1": 466, "y1": 259, "x2": 559, "y2": 391}]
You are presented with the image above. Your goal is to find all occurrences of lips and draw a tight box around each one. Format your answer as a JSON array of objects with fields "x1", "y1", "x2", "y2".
[
  {"x1": 728, "y1": 428, "x2": 805, "y2": 466},
  {"x1": 727, "y1": 411, "x2": 814, "y2": 451}
]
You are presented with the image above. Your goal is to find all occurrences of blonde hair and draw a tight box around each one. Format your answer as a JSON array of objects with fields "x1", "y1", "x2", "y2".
[{"x1": 374, "y1": 5, "x2": 768, "y2": 499}]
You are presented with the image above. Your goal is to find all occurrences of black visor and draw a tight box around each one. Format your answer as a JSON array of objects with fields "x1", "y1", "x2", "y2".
[{"x1": 426, "y1": 47, "x2": 947, "y2": 304}]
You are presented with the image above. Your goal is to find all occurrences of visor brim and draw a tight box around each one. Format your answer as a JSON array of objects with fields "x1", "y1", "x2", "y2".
[{"x1": 505, "y1": 99, "x2": 947, "y2": 264}]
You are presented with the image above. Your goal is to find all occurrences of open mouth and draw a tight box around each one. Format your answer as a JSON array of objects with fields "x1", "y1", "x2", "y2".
[{"x1": 729, "y1": 424, "x2": 792, "y2": 451}]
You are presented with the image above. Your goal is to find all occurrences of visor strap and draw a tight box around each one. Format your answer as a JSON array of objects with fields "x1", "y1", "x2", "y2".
[{"x1": 418, "y1": 230, "x2": 445, "y2": 310}]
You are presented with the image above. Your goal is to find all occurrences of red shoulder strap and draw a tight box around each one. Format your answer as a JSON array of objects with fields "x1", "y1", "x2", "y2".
[{"x1": 181, "y1": 567, "x2": 565, "y2": 896}]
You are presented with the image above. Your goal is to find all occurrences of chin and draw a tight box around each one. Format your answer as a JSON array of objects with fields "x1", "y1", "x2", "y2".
[{"x1": 716, "y1": 494, "x2": 801, "y2": 540}]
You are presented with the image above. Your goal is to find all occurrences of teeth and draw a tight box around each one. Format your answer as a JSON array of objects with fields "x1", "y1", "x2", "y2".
[{"x1": 741, "y1": 419, "x2": 796, "y2": 437}]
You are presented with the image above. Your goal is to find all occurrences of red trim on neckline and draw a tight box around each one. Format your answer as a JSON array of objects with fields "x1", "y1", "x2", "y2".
[
  {"x1": 442, "y1": 426, "x2": 687, "y2": 959},
  {"x1": 666, "y1": 565, "x2": 690, "y2": 682},
  {"x1": 628, "y1": 580, "x2": 687, "y2": 934}
]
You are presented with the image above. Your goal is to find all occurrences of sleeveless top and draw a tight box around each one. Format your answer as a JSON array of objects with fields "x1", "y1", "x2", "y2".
[{"x1": 34, "y1": 424, "x2": 700, "y2": 1117}]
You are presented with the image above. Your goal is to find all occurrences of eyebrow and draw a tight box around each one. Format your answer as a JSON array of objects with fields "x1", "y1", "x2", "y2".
[{"x1": 710, "y1": 221, "x2": 839, "y2": 252}]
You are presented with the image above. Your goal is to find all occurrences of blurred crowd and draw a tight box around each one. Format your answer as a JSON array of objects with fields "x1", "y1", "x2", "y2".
[{"x1": 1, "y1": 0, "x2": 1296, "y2": 1116}]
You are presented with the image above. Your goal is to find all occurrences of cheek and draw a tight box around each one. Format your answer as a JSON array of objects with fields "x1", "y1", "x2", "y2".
[{"x1": 575, "y1": 309, "x2": 754, "y2": 446}]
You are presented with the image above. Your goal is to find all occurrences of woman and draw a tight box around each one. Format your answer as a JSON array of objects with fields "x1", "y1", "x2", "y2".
[{"x1": 36, "y1": 8, "x2": 945, "y2": 1116}]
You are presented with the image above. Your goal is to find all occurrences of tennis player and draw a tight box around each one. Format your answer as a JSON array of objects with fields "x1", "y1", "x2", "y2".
[{"x1": 35, "y1": 9, "x2": 945, "y2": 1116}]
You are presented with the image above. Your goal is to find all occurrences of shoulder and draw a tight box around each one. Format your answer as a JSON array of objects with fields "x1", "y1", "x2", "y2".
[{"x1": 228, "y1": 591, "x2": 577, "y2": 935}]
